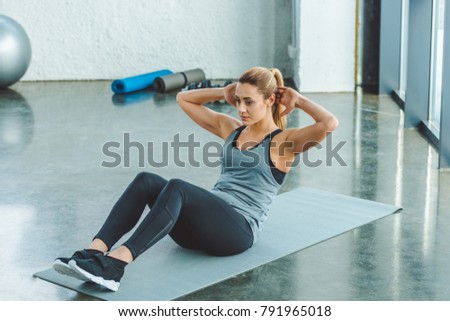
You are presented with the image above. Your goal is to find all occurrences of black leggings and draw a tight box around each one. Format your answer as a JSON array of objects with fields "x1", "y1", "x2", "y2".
[{"x1": 94, "y1": 172, "x2": 253, "y2": 259}]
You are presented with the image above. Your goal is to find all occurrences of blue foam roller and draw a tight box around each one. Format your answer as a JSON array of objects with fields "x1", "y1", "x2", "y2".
[{"x1": 111, "y1": 69, "x2": 173, "y2": 94}]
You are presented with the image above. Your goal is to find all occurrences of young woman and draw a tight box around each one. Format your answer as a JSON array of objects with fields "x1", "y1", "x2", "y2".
[{"x1": 53, "y1": 66, "x2": 338, "y2": 291}]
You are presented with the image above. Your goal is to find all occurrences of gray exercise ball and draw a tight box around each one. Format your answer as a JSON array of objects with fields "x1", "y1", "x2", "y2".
[{"x1": 0, "y1": 15, "x2": 32, "y2": 89}]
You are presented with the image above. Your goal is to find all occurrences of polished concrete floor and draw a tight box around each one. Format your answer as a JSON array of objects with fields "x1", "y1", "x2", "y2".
[{"x1": 0, "y1": 81, "x2": 449, "y2": 301}]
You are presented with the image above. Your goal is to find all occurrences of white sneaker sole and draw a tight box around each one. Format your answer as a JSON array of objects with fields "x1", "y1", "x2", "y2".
[
  {"x1": 53, "y1": 260, "x2": 89, "y2": 281},
  {"x1": 68, "y1": 260, "x2": 120, "y2": 292}
]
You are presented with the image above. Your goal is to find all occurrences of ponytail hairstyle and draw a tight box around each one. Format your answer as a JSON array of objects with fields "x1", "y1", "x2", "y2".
[{"x1": 238, "y1": 66, "x2": 287, "y2": 130}]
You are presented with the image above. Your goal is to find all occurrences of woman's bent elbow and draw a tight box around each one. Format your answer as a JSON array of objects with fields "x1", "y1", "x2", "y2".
[
  {"x1": 327, "y1": 116, "x2": 339, "y2": 132},
  {"x1": 176, "y1": 92, "x2": 183, "y2": 104}
]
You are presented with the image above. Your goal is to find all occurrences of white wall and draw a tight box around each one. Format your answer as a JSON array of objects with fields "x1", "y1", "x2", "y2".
[
  {"x1": 296, "y1": 0, "x2": 356, "y2": 92},
  {"x1": 0, "y1": 0, "x2": 292, "y2": 81}
]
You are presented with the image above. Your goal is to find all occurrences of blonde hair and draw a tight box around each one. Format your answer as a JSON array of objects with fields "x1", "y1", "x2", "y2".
[{"x1": 238, "y1": 66, "x2": 287, "y2": 130}]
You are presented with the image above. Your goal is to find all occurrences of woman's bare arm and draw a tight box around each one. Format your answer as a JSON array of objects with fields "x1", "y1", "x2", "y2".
[
  {"x1": 276, "y1": 87, "x2": 338, "y2": 156},
  {"x1": 176, "y1": 85, "x2": 241, "y2": 140}
]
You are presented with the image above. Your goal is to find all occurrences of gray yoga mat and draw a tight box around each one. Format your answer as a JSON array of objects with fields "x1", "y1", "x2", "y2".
[{"x1": 34, "y1": 187, "x2": 401, "y2": 301}]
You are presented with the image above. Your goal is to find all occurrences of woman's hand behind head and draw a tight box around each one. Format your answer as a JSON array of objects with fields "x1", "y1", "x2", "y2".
[
  {"x1": 276, "y1": 87, "x2": 300, "y2": 117},
  {"x1": 224, "y1": 82, "x2": 238, "y2": 108}
]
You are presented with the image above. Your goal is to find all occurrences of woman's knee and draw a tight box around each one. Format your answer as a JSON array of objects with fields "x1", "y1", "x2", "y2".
[
  {"x1": 167, "y1": 178, "x2": 189, "y2": 190},
  {"x1": 126, "y1": 172, "x2": 168, "y2": 199},
  {"x1": 133, "y1": 171, "x2": 166, "y2": 187},
  {"x1": 134, "y1": 171, "x2": 154, "y2": 182}
]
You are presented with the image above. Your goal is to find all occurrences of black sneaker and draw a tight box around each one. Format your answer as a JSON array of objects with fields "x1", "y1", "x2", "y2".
[
  {"x1": 53, "y1": 249, "x2": 103, "y2": 279},
  {"x1": 69, "y1": 255, "x2": 127, "y2": 291}
]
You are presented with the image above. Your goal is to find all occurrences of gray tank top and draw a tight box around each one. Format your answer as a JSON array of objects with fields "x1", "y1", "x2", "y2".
[{"x1": 210, "y1": 125, "x2": 286, "y2": 243}]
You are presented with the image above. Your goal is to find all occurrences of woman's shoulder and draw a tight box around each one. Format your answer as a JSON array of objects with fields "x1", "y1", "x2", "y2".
[
  {"x1": 271, "y1": 128, "x2": 292, "y2": 143},
  {"x1": 269, "y1": 128, "x2": 298, "y2": 173},
  {"x1": 219, "y1": 118, "x2": 244, "y2": 141}
]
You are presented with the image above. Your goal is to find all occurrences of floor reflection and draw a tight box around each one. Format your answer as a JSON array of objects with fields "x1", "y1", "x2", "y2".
[{"x1": 0, "y1": 89, "x2": 34, "y2": 156}]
